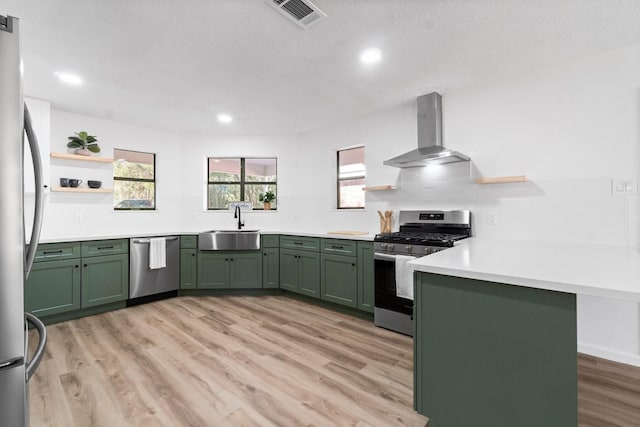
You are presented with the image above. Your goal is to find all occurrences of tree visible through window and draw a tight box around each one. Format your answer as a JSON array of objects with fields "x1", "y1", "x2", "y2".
[
  {"x1": 113, "y1": 149, "x2": 156, "y2": 210},
  {"x1": 337, "y1": 146, "x2": 365, "y2": 209},
  {"x1": 208, "y1": 158, "x2": 277, "y2": 210}
]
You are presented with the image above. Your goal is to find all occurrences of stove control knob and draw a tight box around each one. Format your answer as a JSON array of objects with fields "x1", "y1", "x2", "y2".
[
  {"x1": 405, "y1": 245, "x2": 412, "y2": 253},
  {"x1": 388, "y1": 244, "x2": 394, "y2": 251}
]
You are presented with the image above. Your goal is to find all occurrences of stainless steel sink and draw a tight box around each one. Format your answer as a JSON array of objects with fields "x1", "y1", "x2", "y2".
[{"x1": 198, "y1": 230, "x2": 260, "y2": 251}]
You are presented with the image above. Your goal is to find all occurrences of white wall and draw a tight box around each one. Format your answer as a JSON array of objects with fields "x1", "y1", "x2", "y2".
[
  {"x1": 295, "y1": 42, "x2": 640, "y2": 365},
  {"x1": 178, "y1": 132, "x2": 301, "y2": 232},
  {"x1": 43, "y1": 110, "x2": 183, "y2": 240}
]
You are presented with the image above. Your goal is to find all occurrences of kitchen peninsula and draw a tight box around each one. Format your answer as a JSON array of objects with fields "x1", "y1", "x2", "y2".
[{"x1": 410, "y1": 238, "x2": 640, "y2": 426}]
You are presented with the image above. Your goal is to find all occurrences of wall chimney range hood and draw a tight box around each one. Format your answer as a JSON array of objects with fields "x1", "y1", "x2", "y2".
[{"x1": 383, "y1": 92, "x2": 470, "y2": 167}]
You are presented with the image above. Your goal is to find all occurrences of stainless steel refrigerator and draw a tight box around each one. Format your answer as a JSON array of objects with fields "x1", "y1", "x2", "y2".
[{"x1": 0, "y1": 14, "x2": 48, "y2": 426}]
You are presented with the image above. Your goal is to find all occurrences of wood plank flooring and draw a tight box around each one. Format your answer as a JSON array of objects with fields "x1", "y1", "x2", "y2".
[
  {"x1": 28, "y1": 295, "x2": 640, "y2": 426},
  {"x1": 28, "y1": 296, "x2": 427, "y2": 426}
]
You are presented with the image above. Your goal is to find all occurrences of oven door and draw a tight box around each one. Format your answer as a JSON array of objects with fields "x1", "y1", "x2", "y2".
[{"x1": 374, "y1": 252, "x2": 414, "y2": 315}]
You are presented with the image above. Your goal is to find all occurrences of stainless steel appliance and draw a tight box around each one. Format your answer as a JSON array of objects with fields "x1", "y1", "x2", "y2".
[
  {"x1": 1, "y1": 14, "x2": 48, "y2": 426},
  {"x1": 383, "y1": 92, "x2": 470, "y2": 167},
  {"x1": 374, "y1": 210, "x2": 471, "y2": 336},
  {"x1": 129, "y1": 236, "x2": 180, "y2": 301}
]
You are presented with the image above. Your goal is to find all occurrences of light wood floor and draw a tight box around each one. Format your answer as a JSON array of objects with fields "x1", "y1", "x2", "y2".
[
  {"x1": 29, "y1": 295, "x2": 427, "y2": 426},
  {"x1": 28, "y1": 295, "x2": 640, "y2": 426}
]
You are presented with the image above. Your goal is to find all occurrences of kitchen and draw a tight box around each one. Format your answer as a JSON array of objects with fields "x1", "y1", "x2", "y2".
[{"x1": 2, "y1": 1, "x2": 640, "y2": 426}]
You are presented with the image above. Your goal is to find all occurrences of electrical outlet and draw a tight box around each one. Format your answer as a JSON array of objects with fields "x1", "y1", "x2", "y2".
[
  {"x1": 74, "y1": 212, "x2": 83, "y2": 223},
  {"x1": 612, "y1": 178, "x2": 638, "y2": 196},
  {"x1": 487, "y1": 212, "x2": 497, "y2": 226}
]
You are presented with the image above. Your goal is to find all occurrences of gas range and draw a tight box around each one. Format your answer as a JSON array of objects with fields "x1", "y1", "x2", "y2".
[
  {"x1": 374, "y1": 210, "x2": 471, "y2": 256},
  {"x1": 373, "y1": 209, "x2": 471, "y2": 336}
]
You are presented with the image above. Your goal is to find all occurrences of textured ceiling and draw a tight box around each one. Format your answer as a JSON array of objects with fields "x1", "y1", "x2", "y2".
[{"x1": 4, "y1": 0, "x2": 640, "y2": 135}]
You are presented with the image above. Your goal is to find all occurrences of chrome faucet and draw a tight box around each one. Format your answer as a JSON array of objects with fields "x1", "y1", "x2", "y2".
[{"x1": 234, "y1": 205, "x2": 244, "y2": 230}]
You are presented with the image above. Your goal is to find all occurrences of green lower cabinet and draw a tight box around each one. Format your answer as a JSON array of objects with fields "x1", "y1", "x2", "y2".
[
  {"x1": 198, "y1": 251, "x2": 262, "y2": 289},
  {"x1": 228, "y1": 252, "x2": 262, "y2": 289},
  {"x1": 279, "y1": 248, "x2": 320, "y2": 297},
  {"x1": 414, "y1": 272, "x2": 577, "y2": 427},
  {"x1": 357, "y1": 242, "x2": 374, "y2": 313},
  {"x1": 320, "y1": 254, "x2": 357, "y2": 308},
  {"x1": 197, "y1": 253, "x2": 228, "y2": 289},
  {"x1": 279, "y1": 249, "x2": 300, "y2": 292},
  {"x1": 262, "y1": 248, "x2": 279, "y2": 289},
  {"x1": 180, "y1": 249, "x2": 197, "y2": 289},
  {"x1": 81, "y1": 254, "x2": 129, "y2": 308},
  {"x1": 25, "y1": 258, "x2": 81, "y2": 317},
  {"x1": 298, "y1": 251, "x2": 320, "y2": 297}
]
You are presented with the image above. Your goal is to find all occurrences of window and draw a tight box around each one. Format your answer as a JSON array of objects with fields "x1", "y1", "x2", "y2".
[
  {"x1": 337, "y1": 147, "x2": 365, "y2": 209},
  {"x1": 113, "y1": 149, "x2": 156, "y2": 210},
  {"x1": 208, "y1": 157, "x2": 277, "y2": 210}
]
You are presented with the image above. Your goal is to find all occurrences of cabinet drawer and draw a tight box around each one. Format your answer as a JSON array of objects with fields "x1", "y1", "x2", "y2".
[
  {"x1": 280, "y1": 236, "x2": 320, "y2": 252},
  {"x1": 33, "y1": 242, "x2": 81, "y2": 262},
  {"x1": 261, "y1": 234, "x2": 280, "y2": 248},
  {"x1": 81, "y1": 239, "x2": 128, "y2": 258},
  {"x1": 181, "y1": 235, "x2": 198, "y2": 249},
  {"x1": 321, "y1": 239, "x2": 357, "y2": 256}
]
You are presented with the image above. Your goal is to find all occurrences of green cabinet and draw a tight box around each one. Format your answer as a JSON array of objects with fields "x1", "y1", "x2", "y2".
[
  {"x1": 262, "y1": 248, "x2": 279, "y2": 288},
  {"x1": 414, "y1": 272, "x2": 577, "y2": 426},
  {"x1": 320, "y1": 253, "x2": 357, "y2": 308},
  {"x1": 25, "y1": 257, "x2": 81, "y2": 317},
  {"x1": 180, "y1": 249, "x2": 197, "y2": 289},
  {"x1": 357, "y1": 242, "x2": 374, "y2": 313},
  {"x1": 198, "y1": 251, "x2": 262, "y2": 289},
  {"x1": 81, "y1": 253, "x2": 129, "y2": 307},
  {"x1": 25, "y1": 239, "x2": 129, "y2": 318},
  {"x1": 180, "y1": 236, "x2": 198, "y2": 289},
  {"x1": 279, "y1": 248, "x2": 320, "y2": 297}
]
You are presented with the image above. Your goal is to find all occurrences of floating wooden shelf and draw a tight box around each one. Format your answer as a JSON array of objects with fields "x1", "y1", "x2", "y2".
[
  {"x1": 52, "y1": 187, "x2": 113, "y2": 193},
  {"x1": 474, "y1": 175, "x2": 528, "y2": 185},
  {"x1": 363, "y1": 185, "x2": 397, "y2": 191},
  {"x1": 50, "y1": 152, "x2": 114, "y2": 163}
]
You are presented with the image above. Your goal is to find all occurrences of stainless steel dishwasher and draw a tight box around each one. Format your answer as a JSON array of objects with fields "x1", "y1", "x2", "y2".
[{"x1": 129, "y1": 236, "x2": 180, "y2": 300}]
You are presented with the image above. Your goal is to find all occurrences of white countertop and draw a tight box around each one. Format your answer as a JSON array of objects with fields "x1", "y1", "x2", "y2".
[
  {"x1": 409, "y1": 238, "x2": 640, "y2": 303},
  {"x1": 39, "y1": 229, "x2": 375, "y2": 244}
]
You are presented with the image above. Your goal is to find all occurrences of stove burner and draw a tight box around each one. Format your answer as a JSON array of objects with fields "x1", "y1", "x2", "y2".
[{"x1": 374, "y1": 231, "x2": 468, "y2": 247}]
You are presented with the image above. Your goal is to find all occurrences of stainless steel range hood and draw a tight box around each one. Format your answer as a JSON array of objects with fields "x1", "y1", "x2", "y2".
[{"x1": 383, "y1": 92, "x2": 469, "y2": 167}]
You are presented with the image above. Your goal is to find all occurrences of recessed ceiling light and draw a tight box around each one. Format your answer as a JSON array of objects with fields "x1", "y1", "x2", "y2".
[
  {"x1": 360, "y1": 48, "x2": 382, "y2": 64},
  {"x1": 217, "y1": 113, "x2": 233, "y2": 124},
  {"x1": 54, "y1": 71, "x2": 83, "y2": 86}
]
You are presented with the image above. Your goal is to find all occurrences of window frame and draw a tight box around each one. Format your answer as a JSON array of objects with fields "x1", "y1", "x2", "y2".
[
  {"x1": 207, "y1": 157, "x2": 277, "y2": 210},
  {"x1": 113, "y1": 149, "x2": 157, "y2": 211},
  {"x1": 337, "y1": 146, "x2": 366, "y2": 210}
]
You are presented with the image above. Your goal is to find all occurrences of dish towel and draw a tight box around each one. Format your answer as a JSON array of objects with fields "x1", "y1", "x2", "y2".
[
  {"x1": 395, "y1": 255, "x2": 416, "y2": 300},
  {"x1": 149, "y1": 237, "x2": 167, "y2": 270}
]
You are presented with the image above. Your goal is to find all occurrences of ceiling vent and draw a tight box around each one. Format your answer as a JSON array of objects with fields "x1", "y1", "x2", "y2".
[{"x1": 266, "y1": 0, "x2": 327, "y2": 29}]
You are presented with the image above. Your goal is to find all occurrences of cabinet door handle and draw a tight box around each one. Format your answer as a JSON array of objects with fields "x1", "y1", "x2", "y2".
[
  {"x1": 97, "y1": 246, "x2": 114, "y2": 250},
  {"x1": 332, "y1": 245, "x2": 344, "y2": 250},
  {"x1": 352, "y1": 263, "x2": 356, "y2": 266},
  {"x1": 294, "y1": 242, "x2": 303, "y2": 245},
  {"x1": 75, "y1": 265, "x2": 79, "y2": 268},
  {"x1": 43, "y1": 250, "x2": 63, "y2": 254},
  {"x1": 192, "y1": 253, "x2": 195, "y2": 257},
  {"x1": 83, "y1": 264, "x2": 88, "y2": 267},
  {"x1": 264, "y1": 253, "x2": 267, "y2": 256}
]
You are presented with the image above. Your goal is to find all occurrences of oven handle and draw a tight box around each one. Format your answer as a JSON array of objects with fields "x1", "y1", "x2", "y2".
[{"x1": 374, "y1": 252, "x2": 397, "y2": 262}]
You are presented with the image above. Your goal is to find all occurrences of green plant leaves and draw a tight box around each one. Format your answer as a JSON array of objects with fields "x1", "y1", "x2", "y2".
[{"x1": 67, "y1": 131, "x2": 99, "y2": 151}]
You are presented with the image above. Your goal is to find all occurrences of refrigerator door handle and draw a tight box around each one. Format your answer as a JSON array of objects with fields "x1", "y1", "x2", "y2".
[
  {"x1": 24, "y1": 312, "x2": 47, "y2": 381},
  {"x1": 23, "y1": 104, "x2": 45, "y2": 279}
]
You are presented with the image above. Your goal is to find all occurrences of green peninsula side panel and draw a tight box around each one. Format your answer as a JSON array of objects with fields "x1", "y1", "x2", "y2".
[{"x1": 414, "y1": 272, "x2": 577, "y2": 427}]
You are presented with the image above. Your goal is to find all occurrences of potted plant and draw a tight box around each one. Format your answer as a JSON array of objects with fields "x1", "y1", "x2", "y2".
[
  {"x1": 258, "y1": 190, "x2": 275, "y2": 210},
  {"x1": 67, "y1": 131, "x2": 100, "y2": 156}
]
